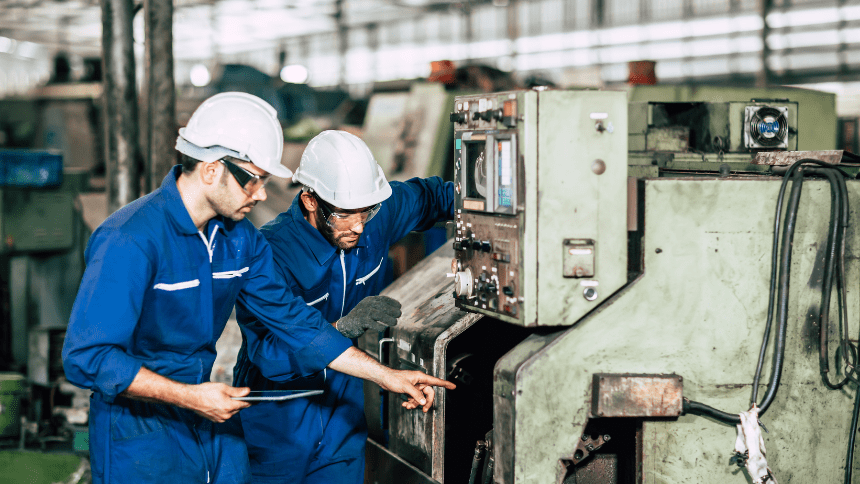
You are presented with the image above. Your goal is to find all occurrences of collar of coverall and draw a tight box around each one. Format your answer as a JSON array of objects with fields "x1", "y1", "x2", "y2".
[
  {"x1": 289, "y1": 193, "x2": 367, "y2": 266},
  {"x1": 162, "y1": 164, "x2": 228, "y2": 237}
]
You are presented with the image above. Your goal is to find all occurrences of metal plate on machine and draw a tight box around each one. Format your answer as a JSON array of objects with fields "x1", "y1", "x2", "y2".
[
  {"x1": 752, "y1": 150, "x2": 854, "y2": 166},
  {"x1": 591, "y1": 374, "x2": 683, "y2": 418},
  {"x1": 563, "y1": 239, "x2": 595, "y2": 278}
]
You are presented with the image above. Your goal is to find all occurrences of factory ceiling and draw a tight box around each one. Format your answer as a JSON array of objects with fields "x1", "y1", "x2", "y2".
[{"x1": 0, "y1": 0, "x2": 466, "y2": 59}]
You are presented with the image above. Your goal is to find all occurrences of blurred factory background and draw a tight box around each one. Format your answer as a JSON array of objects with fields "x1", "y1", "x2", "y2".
[{"x1": 0, "y1": 0, "x2": 859, "y2": 482}]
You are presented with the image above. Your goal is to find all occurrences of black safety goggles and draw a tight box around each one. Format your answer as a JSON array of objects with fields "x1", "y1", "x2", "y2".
[{"x1": 220, "y1": 158, "x2": 269, "y2": 193}]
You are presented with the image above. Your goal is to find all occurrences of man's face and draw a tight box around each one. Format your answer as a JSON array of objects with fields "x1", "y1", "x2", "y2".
[
  {"x1": 210, "y1": 159, "x2": 269, "y2": 222},
  {"x1": 301, "y1": 193, "x2": 372, "y2": 250}
]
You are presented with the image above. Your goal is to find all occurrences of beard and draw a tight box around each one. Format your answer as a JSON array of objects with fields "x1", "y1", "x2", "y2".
[
  {"x1": 316, "y1": 205, "x2": 360, "y2": 250},
  {"x1": 211, "y1": 171, "x2": 255, "y2": 221}
]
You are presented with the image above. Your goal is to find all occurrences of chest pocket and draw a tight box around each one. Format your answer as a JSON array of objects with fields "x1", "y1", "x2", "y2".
[
  {"x1": 355, "y1": 257, "x2": 384, "y2": 286},
  {"x1": 306, "y1": 292, "x2": 329, "y2": 306},
  {"x1": 298, "y1": 274, "x2": 333, "y2": 315},
  {"x1": 211, "y1": 260, "x2": 249, "y2": 323},
  {"x1": 148, "y1": 268, "x2": 203, "y2": 349}
]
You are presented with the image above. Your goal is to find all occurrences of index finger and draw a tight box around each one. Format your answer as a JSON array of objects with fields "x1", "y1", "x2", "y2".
[{"x1": 416, "y1": 374, "x2": 457, "y2": 390}]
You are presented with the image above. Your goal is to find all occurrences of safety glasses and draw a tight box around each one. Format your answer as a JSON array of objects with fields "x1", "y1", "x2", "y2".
[
  {"x1": 314, "y1": 193, "x2": 381, "y2": 229},
  {"x1": 220, "y1": 158, "x2": 270, "y2": 194}
]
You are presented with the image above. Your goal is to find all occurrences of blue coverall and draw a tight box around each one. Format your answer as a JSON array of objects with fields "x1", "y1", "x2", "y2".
[
  {"x1": 62, "y1": 166, "x2": 352, "y2": 484},
  {"x1": 233, "y1": 176, "x2": 455, "y2": 483}
]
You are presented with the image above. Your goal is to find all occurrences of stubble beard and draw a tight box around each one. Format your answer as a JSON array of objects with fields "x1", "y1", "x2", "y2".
[
  {"x1": 212, "y1": 171, "x2": 255, "y2": 221},
  {"x1": 316, "y1": 206, "x2": 359, "y2": 250}
]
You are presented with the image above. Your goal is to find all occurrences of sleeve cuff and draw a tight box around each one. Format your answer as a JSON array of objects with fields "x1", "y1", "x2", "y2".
[{"x1": 93, "y1": 352, "x2": 144, "y2": 403}]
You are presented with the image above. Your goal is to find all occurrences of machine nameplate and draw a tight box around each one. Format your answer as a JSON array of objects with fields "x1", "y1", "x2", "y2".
[{"x1": 591, "y1": 373, "x2": 683, "y2": 418}]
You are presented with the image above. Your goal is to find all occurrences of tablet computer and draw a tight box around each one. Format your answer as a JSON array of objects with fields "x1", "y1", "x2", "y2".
[{"x1": 231, "y1": 389, "x2": 324, "y2": 401}]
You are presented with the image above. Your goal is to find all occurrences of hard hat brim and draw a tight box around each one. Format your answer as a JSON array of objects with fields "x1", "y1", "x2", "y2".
[{"x1": 176, "y1": 134, "x2": 293, "y2": 178}]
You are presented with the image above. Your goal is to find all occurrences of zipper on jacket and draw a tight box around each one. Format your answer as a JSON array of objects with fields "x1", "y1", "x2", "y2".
[
  {"x1": 197, "y1": 226, "x2": 218, "y2": 263},
  {"x1": 339, "y1": 250, "x2": 346, "y2": 318}
]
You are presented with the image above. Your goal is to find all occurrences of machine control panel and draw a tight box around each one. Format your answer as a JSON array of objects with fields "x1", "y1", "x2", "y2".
[
  {"x1": 450, "y1": 89, "x2": 629, "y2": 327},
  {"x1": 450, "y1": 94, "x2": 518, "y2": 131},
  {"x1": 450, "y1": 91, "x2": 526, "y2": 323},
  {"x1": 452, "y1": 210, "x2": 521, "y2": 318}
]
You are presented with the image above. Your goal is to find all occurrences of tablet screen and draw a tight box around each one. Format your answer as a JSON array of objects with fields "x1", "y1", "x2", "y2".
[{"x1": 231, "y1": 389, "x2": 324, "y2": 401}]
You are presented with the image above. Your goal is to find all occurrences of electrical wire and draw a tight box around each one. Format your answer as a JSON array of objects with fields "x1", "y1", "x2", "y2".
[
  {"x1": 686, "y1": 160, "x2": 853, "y2": 422},
  {"x1": 679, "y1": 159, "x2": 860, "y2": 483}
]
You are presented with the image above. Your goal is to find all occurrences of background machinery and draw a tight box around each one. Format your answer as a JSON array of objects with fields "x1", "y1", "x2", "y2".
[{"x1": 361, "y1": 88, "x2": 860, "y2": 483}]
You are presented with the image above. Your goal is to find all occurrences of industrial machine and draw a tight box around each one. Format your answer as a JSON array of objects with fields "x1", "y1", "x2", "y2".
[{"x1": 361, "y1": 89, "x2": 860, "y2": 484}]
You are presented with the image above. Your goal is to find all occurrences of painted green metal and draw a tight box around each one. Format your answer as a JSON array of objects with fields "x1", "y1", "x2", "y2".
[
  {"x1": 0, "y1": 373, "x2": 25, "y2": 438},
  {"x1": 462, "y1": 90, "x2": 629, "y2": 327},
  {"x1": 494, "y1": 177, "x2": 860, "y2": 483},
  {"x1": 626, "y1": 85, "x2": 837, "y2": 151}
]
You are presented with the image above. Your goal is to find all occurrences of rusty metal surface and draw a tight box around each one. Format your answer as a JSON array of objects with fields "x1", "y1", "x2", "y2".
[
  {"x1": 562, "y1": 453, "x2": 619, "y2": 484},
  {"x1": 562, "y1": 433, "x2": 611, "y2": 469},
  {"x1": 591, "y1": 374, "x2": 683, "y2": 418},
  {"x1": 374, "y1": 239, "x2": 484, "y2": 481},
  {"x1": 365, "y1": 439, "x2": 441, "y2": 484},
  {"x1": 752, "y1": 150, "x2": 846, "y2": 165}
]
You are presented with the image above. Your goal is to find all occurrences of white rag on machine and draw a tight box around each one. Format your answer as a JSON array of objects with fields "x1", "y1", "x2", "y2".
[{"x1": 734, "y1": 406, "x2": 778, "y2": 484}]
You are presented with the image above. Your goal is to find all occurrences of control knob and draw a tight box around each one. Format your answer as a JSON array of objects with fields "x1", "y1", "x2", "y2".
[
  {"x1": 450, "y1": 112, "x2": 466, "y2": 124},
  {"x1": 454, "y1": 268, "x2": 474, "y2": 298}
]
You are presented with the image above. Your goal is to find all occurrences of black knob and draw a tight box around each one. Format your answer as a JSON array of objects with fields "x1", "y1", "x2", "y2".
[
  {"x1": 472, "y1": 240, "x2": 482, "y2": 251},
  {"x1": 486, "y1": 283, "x2": 497, "y2": 293},
  {"x1": 503, "y1": 286, "x2": 514, "y2": 296},
  {"x1": 491, "y1": 109, "x2": 504, "y2": 121},
  {"x1": 481, "y1": 241, "x2": 492, "y2": 252},
  {"x1": 450, "y1": 112, "x2": 466, "y2": 124}
]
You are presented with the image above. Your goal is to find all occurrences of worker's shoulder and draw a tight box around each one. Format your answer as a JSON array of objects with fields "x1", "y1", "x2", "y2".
[
  {"x1": 259, "y1": 209, "x2": 302, "y2": 243},
  {"x1": 92, "y1": 191, "x2": 169, "y2": 244}
]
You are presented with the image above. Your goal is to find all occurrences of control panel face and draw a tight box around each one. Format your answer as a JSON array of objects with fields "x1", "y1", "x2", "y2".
[
  {"x1": 452, "y1": 93, "x2": 524, "y2": 322},
  {"x1": 453, "y1": 210, "x2": 522, "y2": 320}
]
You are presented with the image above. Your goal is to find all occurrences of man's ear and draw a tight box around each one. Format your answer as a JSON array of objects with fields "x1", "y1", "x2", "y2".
[
  {"x1": 300, "y1": 192, "x2": 317, "y2": 212},
  {"x1": 199, "y1": 161, "x2": 221, "y2": 186}
]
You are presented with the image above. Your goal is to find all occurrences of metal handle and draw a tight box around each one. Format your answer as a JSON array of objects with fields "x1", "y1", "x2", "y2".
[{"x1": 378, "y1": 337, "x2": 395, "y2": 363}]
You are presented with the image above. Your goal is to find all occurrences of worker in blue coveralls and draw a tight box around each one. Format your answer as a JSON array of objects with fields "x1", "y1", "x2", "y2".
[
  {"x1": 232, "y1": 130, "x2": 456, "y2": 483},
  {"x1": 62, "y1": 94, "x2": 455, "y2": 484}
]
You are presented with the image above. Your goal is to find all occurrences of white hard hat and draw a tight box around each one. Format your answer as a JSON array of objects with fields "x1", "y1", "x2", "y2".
[
  {"x1": 176, "y1": 92, "x2": 292, "y2": 178},
  {"x1": 293, "y1": 130, "x2": 392, "y2": 209}
]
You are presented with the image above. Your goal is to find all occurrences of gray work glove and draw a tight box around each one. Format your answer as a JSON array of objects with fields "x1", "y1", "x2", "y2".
[{"x1": 335, "y1": 295, "x2": 402, "y2": 338}]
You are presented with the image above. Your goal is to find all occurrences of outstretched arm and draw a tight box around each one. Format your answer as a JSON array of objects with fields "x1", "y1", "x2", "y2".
[{"x1": 328, "y1": 346, "x2": 456, "y2": 412}]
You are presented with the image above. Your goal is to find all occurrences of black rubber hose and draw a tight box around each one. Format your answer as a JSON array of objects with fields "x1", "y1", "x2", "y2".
[
  {"x1": 810, "y1": 168, "x2": 843, "y2": 388},
  {"x1": 468, "y1": 441, "x2": 486, "y2": 484},
  {"x1": 750, "y1": 163, "x2": 795, "y2": 405},
  {"x1": 757, "y1": 165, "x2": 805, "y2": 415},
  {"x1": 836, "y1": 173, "x2": 854, "y2": 372},
  {"x1": 683, "y1": 398, "x2": 741, "y2": 424},
  {"x1": 846, "y1": 382, "x2": 860, "y2": 484}
]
